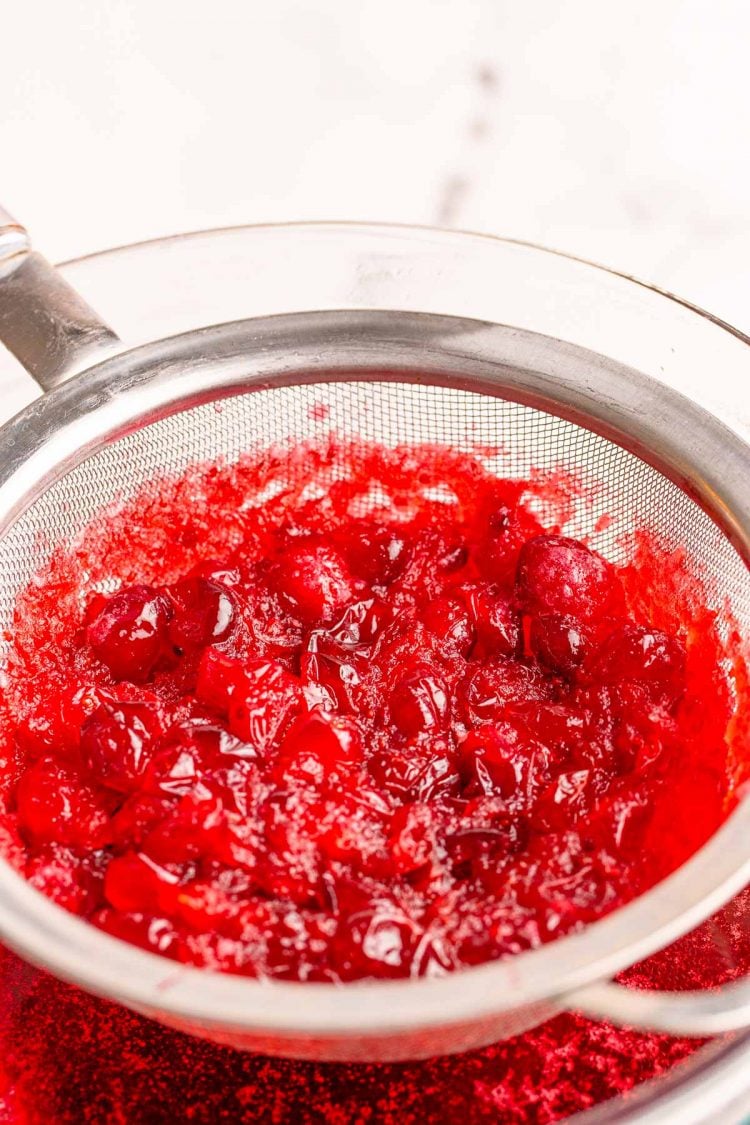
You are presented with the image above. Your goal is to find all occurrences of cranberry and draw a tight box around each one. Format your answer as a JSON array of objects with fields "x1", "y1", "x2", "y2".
[
  {"x1": 516, "y1": 535, "x2": 621, "y2": 621},
  {"x1": 443, "y1": 797, "x2": 521, "y2": 879},
  {"x1": 196, "y1": 650, "x2": 304, "y2": 751},
  {"x1": 332, "y1": 891, "x2": 421, "y2": 980},
  {"x1": 275, "y1": 710, "x2": 363, "y2": 786},
  {"x1": 187, "y1": 559, "x2": 242, "y2": 587},
  {"x1": 300, "y1": 600, "x2": 386, "y2": 713},
  {"x1": 92, "y1": 908, "x2": 180, "y2": 957},
  {"x1": 534, "y1": 768, "x2": 610, "y2": 832},
  {"x1": 461, "y1": 659, "x2": 551, "y2": 724},
  {"x1": 336, "y1": 522, "x2": 407, "y2": 585},
  {"x1": 26, "y1": 845, "x2": 104, "y2": 915},
  {"x1": 87, "y1": 585, "x2": 173, "y2": 681},
  {"x1": 111, "y1": 793, "x2": 174, "y2": 850},
  {"x1": 167, "y1": 577, "x2": 237, "y2": 652},
  {"x1": 462, "y1": 586, "x2": 521, "y2": 658},
  {"x1": 272, "y1": 542, "x2": 359, "y2": 625},
  {"x1": 16, "y1": 758, "x2": 114, "y2": 850},
  {"x1": 141, "y1": 792, "x2": 235, "y2": 867},
  {"x1": 474, "y1": 499, "x2": 545, "y2": 584},
  {"x1": 389, "y1": 665, "x2": 449, "y2": 737},
  {"x1": 81, "y1": 698, "x2": 167, "y2": 793},
  {"x1": 590, "y1": 623, "x2": 687, "y2": 704},
  {"x1": 420, "y1": 596, "x2": 475, "y2": 657},
  {"x1": 530, "y1": 612, "x2": 591, "y2": 675},
  {"x1": 367, "y1": 739, "x2": 460, "y2": 803},
  {"x1": 104, "y1": 851, "x2": 183, "y2": 915},
  {"x1": 457, "y1": 727, "x2": 519, "y2": 798},
  {"x1": 14, "y1": 681, "x2": 104, "y2": 760},
  {"x1": 388, "y1": 803, "x2": 437, "y2": 874}
]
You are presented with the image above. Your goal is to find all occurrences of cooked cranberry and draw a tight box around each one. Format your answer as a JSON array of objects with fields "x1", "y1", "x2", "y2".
[
  {"x1": 367, "y1": 739, "x2": 460, "y2": 803},
  {"x1": 516, "y1": 535, "x2": 622, "y2": 621},
  {"x1": 388, "y1": 803, "x2": 437, "y2": 874},
  {"x1": 337, "y1": 522, "x2": 407, "y2": 585},
  {"x1": 0, "y1": 438, "x2": 726, "y2": 992},
  {"x1": 420, "y1": 596, "x2": 475, "y2": 657},
  {"x1": 462, "y1": 586, "x2": 521, "y2": 658},
  {"x1": 16, "y1": 758, "x2": 114, "y2": 850},
  {"x1": 104, "y1": 851, "x2": 183, "y2": 915},
  {"x1": 187, "y1": 559, "x2": 242, "y2": 587},
  {"x1": 389, "y1": 665, "x2": 449, "y2": 737},
  {"x1": 167, "y1": 578, "x2": 237, "y2": 652},
  {"x1": 272, "y1": 542, "x2": 359, "y2": 625},
  {"x1": 461, "y1": 659, "x2": 551, "y2": 724},
  {"x1": 81, "y1": 699, "x2": 167, "y2": 793},
  {"x1": 26, "y1": 845, "x2": 104, "y2": 915},
  {"x1": 275, "y1": 710, "x2": 363, "y2": 786},
  {"x1": 457, "y1": 728, "x2": 519, "y2": 798},
  {"x1": 15, "y1": 681, "x2": 104, "y2": 760},
  {"x1": 92, "y1": 908, "x2": 181, "y2": 957},
  {"x1": 534, "y1": 768, "x2": 610, "y2": 832},
  {"x1": 590, "y1": 623, "x2": 686, "y2": 704},
  {"x1": 196, "y1": 650, "x2": 303, "y2": 750},
  {"x1": 530, "y1": 612, "x2": 591, "y2": 675},
  {"x1": 87, "y1": 585, "x2": 173, "y2": 681}
]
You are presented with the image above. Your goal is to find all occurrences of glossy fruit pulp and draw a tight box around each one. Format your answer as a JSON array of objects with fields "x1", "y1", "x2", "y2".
[{"x1": 0, "y1": 440, "x2": 739, "y2": 985}]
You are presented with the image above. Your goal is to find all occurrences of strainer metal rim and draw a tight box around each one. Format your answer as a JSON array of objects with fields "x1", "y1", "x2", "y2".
[{"x1": 0, "y1": 308, "x2": 748, "y2": 1039}]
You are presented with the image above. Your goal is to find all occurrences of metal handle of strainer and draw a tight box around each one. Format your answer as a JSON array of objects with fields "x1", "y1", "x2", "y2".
[
  {"x1": 0, "y1": 209, "x2": 750, "y2": 1051},
  {"x1": 0, "y1": 206, "x2": 121, "y2": 390}
]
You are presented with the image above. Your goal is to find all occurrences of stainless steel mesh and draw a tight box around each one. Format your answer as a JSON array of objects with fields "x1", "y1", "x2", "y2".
[{"x1": 0, "y1": 380, "x2": 749, "y2": 653}]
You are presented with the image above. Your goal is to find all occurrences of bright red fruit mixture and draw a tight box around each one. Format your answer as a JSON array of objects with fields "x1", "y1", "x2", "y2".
[{"x1": 0, "y1": 440, "x2": 739, "y2": 986}]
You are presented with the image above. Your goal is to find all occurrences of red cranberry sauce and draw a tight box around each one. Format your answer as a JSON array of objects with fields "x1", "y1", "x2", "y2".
[{"x1": 0, "y1": 440, "x2": 738, "y2": 985}]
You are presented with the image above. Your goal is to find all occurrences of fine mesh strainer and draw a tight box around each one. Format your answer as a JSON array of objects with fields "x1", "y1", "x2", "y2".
[{"x1": 0, "y1": 209, "x2": 749, "y2": 1063}]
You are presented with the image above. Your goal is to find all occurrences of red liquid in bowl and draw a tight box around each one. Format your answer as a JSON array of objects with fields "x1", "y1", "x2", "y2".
[{"x1": 0, "y1": 440, "x2": 746, "y2": 1119}]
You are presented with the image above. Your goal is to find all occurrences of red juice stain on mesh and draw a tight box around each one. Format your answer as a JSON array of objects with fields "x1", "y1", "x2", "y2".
[{"x1": 0, "y1": 439, "x2": 747, "y2": 1121}]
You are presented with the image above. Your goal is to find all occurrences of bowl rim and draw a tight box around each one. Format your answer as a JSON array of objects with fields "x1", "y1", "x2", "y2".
[{"x1": 0, "y1": 288, "x2": 748, "y2": 1040}]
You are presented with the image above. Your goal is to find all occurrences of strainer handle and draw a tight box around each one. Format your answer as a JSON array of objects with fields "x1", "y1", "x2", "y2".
[
  {"x1": 569, "y1": 975, "x2": 750, "y2": 1036},
  {"x1": 0, "y1": 206, "x2": 122, "y2": 391}
]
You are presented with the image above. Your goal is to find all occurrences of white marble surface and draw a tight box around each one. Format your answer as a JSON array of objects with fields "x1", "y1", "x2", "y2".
[{"x1": 1, "y1": 0, "x2": 749, "y2": 333}]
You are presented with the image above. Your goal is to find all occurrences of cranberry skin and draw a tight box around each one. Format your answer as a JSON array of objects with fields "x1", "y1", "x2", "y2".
[
  {"x1": 590, "y1": 623, "x2": 687, "y2": 704},
  {"x1": 93, "y1": 908, "x2": 180, "y2": 958},
  {"x1": 389, "y1": 803, "x2": 437, "y2": 874},
  {"x1": 104, "y1": 851, "x2": 182, "y2": 915},
  {"x1": 457, "y1": 728, "x2": 519, "y2": 798},
  {"x1": 300, "y1": 599, "x2": 387, "y2": 712},
  {"x1": 461, "y1": 659, "x2": 551, "y2": 724},
  {"x1": 87, "y1": 585, "x2": 173, "y2": 681},
  {"x1": 272, "y1": 542, "x2": 359, "y2": 626},
  {"x1": 368, "y1": 739, "x2": 460, "y2": 803},
  {"x1": 332, "y1": 893, "x2": 420, "y2": 980},
  {"x1": 389, "y1": 665, "x2": 449, "y2": 737},
  {"x1": 15, "y1": 681, "x2": 104, "y2": 761},
  {"x1": 462, "y1": 586, "x2": 521, "y2": 658},
  {"x1": 337, "y1": 522, "x2": 407, "y2": 585},
  {"x1": 81, "y1": 699, "x2": 167, "y2": 793},
  {"x1": 530, "y1": 613, "x2": 591, "y2": 675},
  {"x1": 275, "y1": 710, "x2": 363, "y2": 786},
  {"x1": 16, "y1": 757, "x2": 114, "y2": 850},
  {"x1": 420, "y1": 596, "x2": 475, "y2": 657},
  {"x1": 187, "y1": 559, "x2": 242, "y2": 587},
  {"x1": 26, "y1": 845, "x2": 104, "y2": 915},
  {"x1": 196, "y1": 649, "x2": 304, "y2": 751},
  {"x1": 167, "y1": 577, "x2": 236, "y2": 652},
  {"x1": 534, "y1": 768, "x2": 610, "y2": 832},
  {"x1": 516, "y1": 535, "x2": 621, "y2": 621}
]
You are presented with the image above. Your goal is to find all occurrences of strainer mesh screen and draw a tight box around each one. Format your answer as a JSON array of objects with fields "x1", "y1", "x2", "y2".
[{"x1": 0, "y1": 381, "x2": 748, "y2": 652}]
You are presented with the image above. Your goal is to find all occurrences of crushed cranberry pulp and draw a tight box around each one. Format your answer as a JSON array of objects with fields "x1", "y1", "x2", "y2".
[{"x1": 0, "y1": 440, "x2": 736, "y2": 982}]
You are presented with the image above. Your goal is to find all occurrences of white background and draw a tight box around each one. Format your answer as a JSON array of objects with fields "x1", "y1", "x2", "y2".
[{"x1": 1, "y1": 0, "x2": 749, "y2": 331}]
